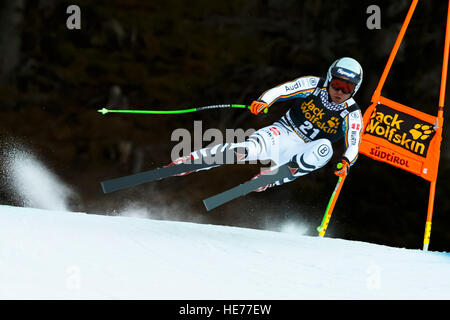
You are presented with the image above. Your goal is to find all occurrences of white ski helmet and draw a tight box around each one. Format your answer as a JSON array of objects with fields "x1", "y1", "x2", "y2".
[{"x1": 325, "y1": 57, "x2": 363, "y2": 96}]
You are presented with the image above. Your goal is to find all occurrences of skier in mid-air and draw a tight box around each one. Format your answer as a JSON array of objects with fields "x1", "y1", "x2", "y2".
[
  {"x1": 101, "y1": 57, "x2": 364, "y2": 208},
  {"x1": 165, "y1": 57, "x2": 364, "y2": 191}
]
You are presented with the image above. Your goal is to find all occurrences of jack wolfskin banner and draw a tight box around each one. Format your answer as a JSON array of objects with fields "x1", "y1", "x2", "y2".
[{"x1": 359, "y1": 96, "x2": 442, "y2": 182}]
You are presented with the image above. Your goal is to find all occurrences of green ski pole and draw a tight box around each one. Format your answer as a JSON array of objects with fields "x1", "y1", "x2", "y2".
[{"x1": 98, "y1": 104, "x2": 267, "y2": 115}]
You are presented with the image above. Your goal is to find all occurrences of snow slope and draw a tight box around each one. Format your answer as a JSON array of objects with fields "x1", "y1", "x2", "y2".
[{"x1": 1, "y1": 204, "x2": 449, "y2": 300}]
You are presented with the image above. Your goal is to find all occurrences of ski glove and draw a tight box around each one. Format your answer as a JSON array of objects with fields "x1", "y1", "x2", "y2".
[
  {"x1": 250, "y1": 100, "x2": 269, "y2": 115},
  {"x1": 334, "y1": 158, "x2": 350, "y2": 178}
]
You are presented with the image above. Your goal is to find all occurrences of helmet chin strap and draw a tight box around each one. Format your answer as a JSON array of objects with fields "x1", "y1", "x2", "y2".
[{"x1": 327, "y1": 87, "x2": 333, "y2": 103}]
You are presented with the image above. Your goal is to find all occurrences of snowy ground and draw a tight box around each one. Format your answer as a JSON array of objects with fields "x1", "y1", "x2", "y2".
[
  {"x1": 1, "y1": 146, "x2": 449, "y2": 300},
  {"x1": 1, "y1": 204, "x2": 449, "y2": 300}
]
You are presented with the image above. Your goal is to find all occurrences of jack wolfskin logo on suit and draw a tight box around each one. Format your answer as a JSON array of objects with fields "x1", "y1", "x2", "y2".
[{"x1": 300, "y1": 99, "x2": 339, "y2": 135}]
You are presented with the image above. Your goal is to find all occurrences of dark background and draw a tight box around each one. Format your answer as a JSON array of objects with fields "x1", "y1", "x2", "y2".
[{"x1": 1, "y1": 0, "x2": 449, "y2": 251}]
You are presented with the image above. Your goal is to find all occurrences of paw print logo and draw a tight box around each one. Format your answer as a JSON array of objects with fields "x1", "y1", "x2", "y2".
[
  {"x1": 327, "y1": 117, "x2": 340, "y2": 128},
  {"x1": 409, "y1": 124, "x2": 434, "y2": 140}
]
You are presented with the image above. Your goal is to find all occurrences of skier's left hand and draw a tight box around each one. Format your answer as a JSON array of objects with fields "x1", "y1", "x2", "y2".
[{"x1": 334, "y1": 158, "x2": 350, "y2": 178}]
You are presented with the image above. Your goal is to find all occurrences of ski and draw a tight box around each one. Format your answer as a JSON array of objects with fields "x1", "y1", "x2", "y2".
[
  {"x1": 101, "y1": 160, "x2": 217, "y2": 194},
  {"x1": 100, "y1": 144, "x2": 248, "y2": 194},
  {"x1": 203, "y1": 160, "x2": 300, "y2": 211}
]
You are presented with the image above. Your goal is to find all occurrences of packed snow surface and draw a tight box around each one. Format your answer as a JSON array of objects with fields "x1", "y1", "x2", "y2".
[{"x1": 0, "y1": 204, "x2": 449, "y2": 300}]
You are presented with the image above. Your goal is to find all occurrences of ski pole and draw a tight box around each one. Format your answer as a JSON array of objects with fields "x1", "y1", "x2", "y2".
[
  {"x1": 98, "y1": 104, "x2": 268, "y2": 115},
  {"x1": 316, "y1": 173, "x2": 347, "y2": 237}
]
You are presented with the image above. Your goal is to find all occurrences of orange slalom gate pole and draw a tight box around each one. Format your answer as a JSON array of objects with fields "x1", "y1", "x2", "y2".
[
  {"x1": 423, "y1": 0, "x2": 450, "y2": 251},
  {"x1": 373, "y1": 0, "x2": 419, "y2": 101},
  {"x1": 438, "y1": 0, "x2": 450, "y2": 120}
]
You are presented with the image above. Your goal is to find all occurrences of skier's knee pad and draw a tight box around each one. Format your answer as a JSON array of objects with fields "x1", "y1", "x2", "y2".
[{"x1": 293, "y1": 139, "x2": 333, "y2": 175}]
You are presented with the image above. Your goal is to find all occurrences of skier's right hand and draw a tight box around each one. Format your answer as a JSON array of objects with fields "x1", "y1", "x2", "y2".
[{"x1": 250, "y1": 100, "x2": 269, "y2": 115}]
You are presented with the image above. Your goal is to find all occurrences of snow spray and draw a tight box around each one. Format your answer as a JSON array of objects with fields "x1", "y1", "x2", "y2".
[{"x1": 3, "y1": 145, "x2": 75, "y2": 211}]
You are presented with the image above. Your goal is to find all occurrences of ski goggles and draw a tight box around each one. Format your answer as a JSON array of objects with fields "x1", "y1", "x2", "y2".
[{"x1": 330, "y1": 78, "x2": 356, "y2": 94}]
